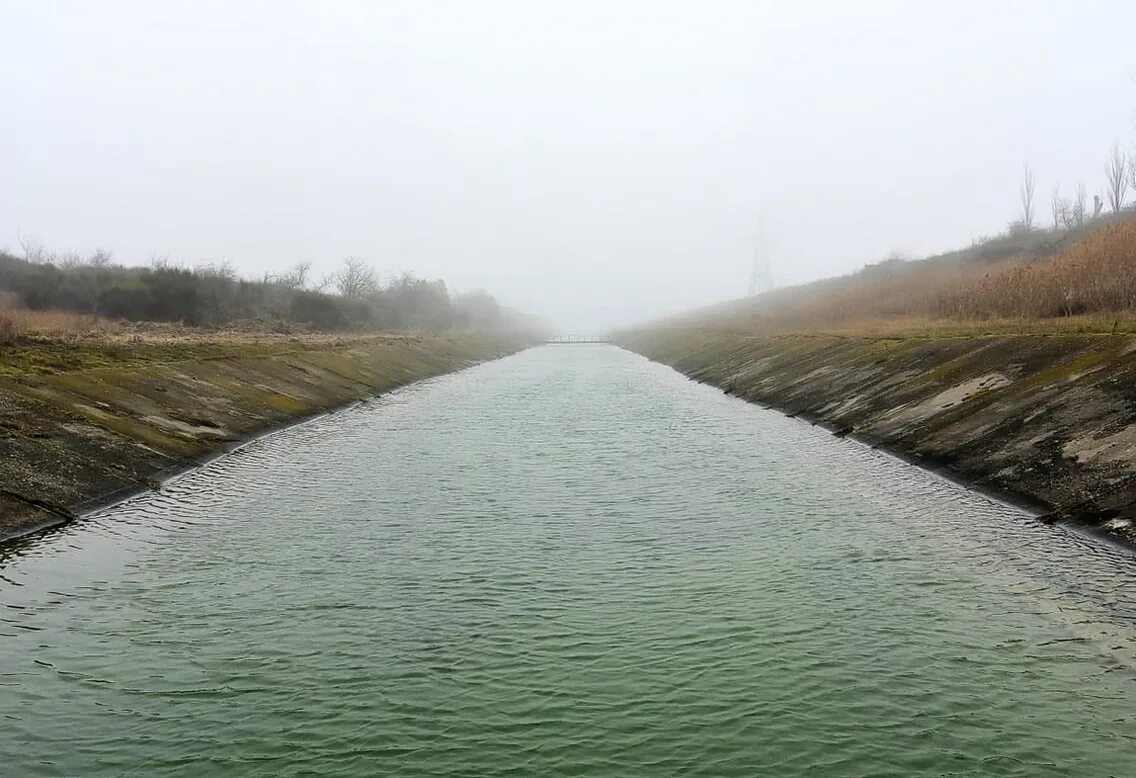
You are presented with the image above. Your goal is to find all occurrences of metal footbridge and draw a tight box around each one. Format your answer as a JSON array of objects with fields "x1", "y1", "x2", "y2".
[{"x1": 544, "y1": 334, "x2": 611, "y2": 344}]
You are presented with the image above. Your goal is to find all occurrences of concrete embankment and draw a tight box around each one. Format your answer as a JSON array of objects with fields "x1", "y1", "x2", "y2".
[
  {"x1": 618, "y1": 328, "x2": 1136, "y2": 544},
  {"x1": 0, "y1": 333, "x2": 526, "y2": 541}
]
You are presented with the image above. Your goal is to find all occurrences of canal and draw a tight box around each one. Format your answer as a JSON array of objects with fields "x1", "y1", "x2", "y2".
[{"x1": 2, "y1": 345, "x2": 1134, "y2": 776}]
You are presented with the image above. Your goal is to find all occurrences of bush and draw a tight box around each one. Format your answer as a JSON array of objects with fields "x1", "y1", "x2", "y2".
[
  {"x1": 0, "y1": 248, "x2": 534, "y2": 335},
  {"x1": 289, "y1": 290, "x2": 347, "y2": 330}
]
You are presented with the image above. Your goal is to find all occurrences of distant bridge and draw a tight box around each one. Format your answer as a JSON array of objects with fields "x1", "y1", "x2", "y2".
[{"x1": 544, "y1": 334, "x2": 612, "y2": 344}]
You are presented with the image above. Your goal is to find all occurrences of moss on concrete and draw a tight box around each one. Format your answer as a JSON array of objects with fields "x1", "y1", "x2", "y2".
[
  {"x1": 618, "y1": 327, "x2": 1136, "y2": 545},
  {"x1": 0, "y1": 333, "x2": 526, "y2": 541}
]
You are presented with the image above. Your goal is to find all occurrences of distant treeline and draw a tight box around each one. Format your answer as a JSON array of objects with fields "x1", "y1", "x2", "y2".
[{"x1": 0, "y1": 244, "x2": 539, "y2": 334}]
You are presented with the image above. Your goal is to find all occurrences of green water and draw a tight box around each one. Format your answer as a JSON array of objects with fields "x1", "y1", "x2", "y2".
[{"x1": 2, "y1": 346, "x2": 1134, "y2": 776}]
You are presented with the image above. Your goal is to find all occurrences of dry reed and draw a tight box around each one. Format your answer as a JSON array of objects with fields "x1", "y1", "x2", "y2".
[
  {"x1": 701, "y1": 218, "x2": 1136, "y2": 334},
  {"x1": 928, "y1": 220, "x2": 1136, "y2": 319},
  {"x1": 0, "y1": 306, "x2": 120, "y2": 343}
]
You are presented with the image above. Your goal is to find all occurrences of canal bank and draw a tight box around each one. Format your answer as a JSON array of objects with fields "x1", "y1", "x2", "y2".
[
  {"x1": 0, "y1": 333, "x2": 528, "y2": 541},
  {"x1": 616, "y1": 328, "x2": 1136, "y2": 544},
  {"x1": 4, "y1": 344, "x2": 1135, "y2": 777}
]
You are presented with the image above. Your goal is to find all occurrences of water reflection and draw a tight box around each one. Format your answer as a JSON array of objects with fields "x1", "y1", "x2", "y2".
[{"x1": 2, "y1": 346, "x2": 1134, "y2": 777}]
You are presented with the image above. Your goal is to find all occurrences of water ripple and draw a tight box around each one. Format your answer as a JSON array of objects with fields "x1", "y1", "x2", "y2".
[{"x1": 2, "y1": 346, "x2": 1135, "y2": 777}]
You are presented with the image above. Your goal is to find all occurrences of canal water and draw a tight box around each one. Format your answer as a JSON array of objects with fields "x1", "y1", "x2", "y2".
[{"x1": 2, "y1": 345, "x2": 1134, "y2": 777}]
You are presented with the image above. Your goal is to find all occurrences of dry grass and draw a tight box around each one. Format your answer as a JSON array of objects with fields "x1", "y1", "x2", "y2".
[
  {"x1": 689, "y1": 216, "x2": 1136, "y2": 336},
  {"x1": 759, "y1": 314, "x2": 1136, "y2": 339},
  {"x1": 929, "y1": 220, "x2": 1136, "y2": 319},
  {"x1": 0, "y1": 314, "x2": 18, "y2": 346},
  {"x1": 0, "y1": 310, "x2": 438, "y2": 376},
  {"x1": 0, "y1": 306, "x2": 123, "y2": 343},
  {"x1": 702, "y1": 256, "x2": 1030, "y2": 332},
  {"x1": 0, "y1": 304, "x2": 429, "y2": 358}
]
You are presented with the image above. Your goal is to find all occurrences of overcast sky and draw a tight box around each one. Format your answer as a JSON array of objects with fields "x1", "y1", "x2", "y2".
[{"x1": 3, "y1": 1, "x2": 1136, "y2": 330}]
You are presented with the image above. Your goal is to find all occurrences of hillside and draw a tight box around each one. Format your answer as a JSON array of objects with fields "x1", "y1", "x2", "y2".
[{"x1": 677, "y1": 211, "x2": 1136, "y2": 336}]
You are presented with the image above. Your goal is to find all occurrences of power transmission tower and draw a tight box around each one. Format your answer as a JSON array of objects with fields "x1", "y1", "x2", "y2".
[{"x1": 747, "y1": 248, "x2": 773, "y2": 297}]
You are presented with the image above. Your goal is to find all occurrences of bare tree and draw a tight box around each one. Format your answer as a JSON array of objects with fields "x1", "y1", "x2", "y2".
[
  {"x1": 195, "y1": 260, "x2": 237, "y2": 280},
  {"x1": 292, "y1": 261, "x2": 312, "y2": 289},
  {"x1": 88, "y1": 249, "x2": 112, "y2": 267},
  {"x1": 274, "y1": 261, "x2": 312, "y2": 290},
  {"x1": 1073, "y1": 182, "x2": 1087, "y2": 226},
  {"x1": 148, "y1": 254, "x2": 185, "y2": 270},
  {"x1": 1019, "y1": 164, "x2": 1036, "y2": 230},
  {"x1": 1106, "y1": 143, "x2": 1129, "y2": 213},
  {"x1": 1058, "y1": 200, "x2": 1076, "y2": 229},
  {"x1": 1051, "y1": 183, "x2": 1077, "y2": 231},
  {"x1": 58, "y1": 250, "x2": 87, "y2": 269},
  {"x1": 16, "y1": 231, "x2": 51, "y2": 264},
  {"x1": 332, "y1": 257, "x2": 377, "y2": 299}
]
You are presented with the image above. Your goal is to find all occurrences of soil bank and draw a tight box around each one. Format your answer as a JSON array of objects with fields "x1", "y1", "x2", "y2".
[
  {"x1": 617, "y1": 328, "x2": 1136, "y2": 545},
  {"x1": 0, "y1": 333, "x2": 527, "y2": 541}
]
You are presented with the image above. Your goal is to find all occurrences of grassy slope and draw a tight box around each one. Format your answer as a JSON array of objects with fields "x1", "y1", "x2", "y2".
[{"x1": 686, "y1": 215, "x2": 1136, "y2": 336}]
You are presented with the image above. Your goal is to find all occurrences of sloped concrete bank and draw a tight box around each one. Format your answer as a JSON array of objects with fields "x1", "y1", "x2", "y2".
[
  {"x1": 0, "y1": 334, "x2": 527, "y2": 541},
  {"x1": 617, "y1": 328, "x2": 1136, "y2": 545}
]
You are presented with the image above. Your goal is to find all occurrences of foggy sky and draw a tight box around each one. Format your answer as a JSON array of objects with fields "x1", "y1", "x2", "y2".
[{"x1": 4, "y1": 1, "x2": 1136, "y2": 331}]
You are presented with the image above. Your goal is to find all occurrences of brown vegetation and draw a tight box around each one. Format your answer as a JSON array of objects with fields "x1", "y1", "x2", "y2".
[
  {"x1": 676, "y1": 214, "x2": 1136, "y2": 336},
  {"x1": 0, "y1": 299, "x2": 498, "y2": 377},
  {"x1": 928, "y1": 219, "x2": 1136, "y2": 319},
  {"x1": 0, "y1": 305, "x2": 117, "y2": 343}
]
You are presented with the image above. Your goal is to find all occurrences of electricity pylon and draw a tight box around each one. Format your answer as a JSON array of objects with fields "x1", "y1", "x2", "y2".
[{"x1": 747, "y1": 248, "x2": 773, "y2": 297}]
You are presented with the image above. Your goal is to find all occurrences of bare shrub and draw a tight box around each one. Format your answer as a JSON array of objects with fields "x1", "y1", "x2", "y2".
[
  {"x1": 89, "y1": 249, "x2": 113, "y2": 267},
  {"x1": 274, "y1": 261, "x2": 312, "y2": 290},
  {"x1": 332, "y1": 257, "x2": 378, "y2": 299},
  {"x1": 0, "y1": 312, "x2": 21, "y2": 345},
  {"x1": 1073, "y1": 182, "x2": 1087, "y2": 227},
  {"x1": 17, "y1": 232, "x2": 53, "y2": 264},
  {"x1": 1006, "y1": 219, "x2": 1032, "y2": 237}
]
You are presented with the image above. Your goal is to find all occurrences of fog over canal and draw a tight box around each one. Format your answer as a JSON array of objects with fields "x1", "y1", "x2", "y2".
[{"x1": 2, "y1": 346, "x2": 1134, "y2": 777}]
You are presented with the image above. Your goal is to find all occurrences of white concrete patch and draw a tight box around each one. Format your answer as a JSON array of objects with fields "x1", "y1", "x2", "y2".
[
  {"x1": 1062, "y1": 424, "x2": 1136, "y2": 468},
  {"x1": 927, "y1": 373, "x2": 1011, "y2": 409},
  {"x1": 823, "y1": 394, "x2": 865, "y2": 418},
  {"x1": 141, "y1": 415, "x2": 229, "y2": 438},
  {"x1": 882, "y1": 372, "x2": 1011, "y2": 428}
]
